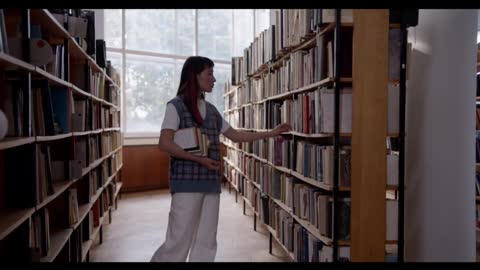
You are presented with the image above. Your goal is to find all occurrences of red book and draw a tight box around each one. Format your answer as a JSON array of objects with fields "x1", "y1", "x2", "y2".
[{"x1": 303, "y1": 94, "x2": 310, "y2": 134}]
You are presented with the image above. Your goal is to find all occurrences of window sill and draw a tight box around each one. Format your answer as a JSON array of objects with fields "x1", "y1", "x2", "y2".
[{"x1": 124, "y1": 137, "x2": 159, "y2": 146}]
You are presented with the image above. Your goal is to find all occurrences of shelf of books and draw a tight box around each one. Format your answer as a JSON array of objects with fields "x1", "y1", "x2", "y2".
[
  {"x1": 476, "y1": 47, "x2": 480, "y2": 248},
  {"x1": 0, "y1": 9, "x2": 124, "y2": 262},
  {"x1": 222, "y1": 9, "x2": 406, "y2": 262}
]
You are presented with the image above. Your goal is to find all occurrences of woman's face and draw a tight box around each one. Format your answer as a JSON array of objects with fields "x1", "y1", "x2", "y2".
[{"x1": 196, "y1": 66, "x2": 216, "y2": 93}]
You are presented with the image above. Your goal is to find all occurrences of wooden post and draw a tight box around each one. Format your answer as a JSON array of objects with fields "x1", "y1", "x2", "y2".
[{"x1": 351, "y1": 9, "x2": 389, "y2": 262}]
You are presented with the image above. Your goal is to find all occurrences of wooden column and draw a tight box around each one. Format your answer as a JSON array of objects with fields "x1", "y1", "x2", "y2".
[{"x1": 351, "y1": 9, "x2": 389, "y2": 261}]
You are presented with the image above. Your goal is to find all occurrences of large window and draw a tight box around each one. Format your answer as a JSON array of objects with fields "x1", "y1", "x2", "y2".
[{"x1": 104, "y1": 9, "x2": 269, "y2": 137}]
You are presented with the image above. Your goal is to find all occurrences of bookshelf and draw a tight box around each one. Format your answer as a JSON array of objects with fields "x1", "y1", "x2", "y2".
[
  {"x1": 222, "y1": 9, "x2": 410, "y2": 262},
  {"x1": 476, "y1": 46, "x2": 480, "y2": 254},
  {"x1": 0, "y1": 9, "x2": 124, "y2": 262}
]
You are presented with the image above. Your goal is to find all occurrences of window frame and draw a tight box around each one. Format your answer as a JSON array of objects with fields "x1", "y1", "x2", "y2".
[{"x1": 100, "y1": 9, "x2": 268, "y2": 142}]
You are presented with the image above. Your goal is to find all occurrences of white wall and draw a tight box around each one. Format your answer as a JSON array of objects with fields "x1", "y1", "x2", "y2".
[{"x1": 405, "y1": 9, "x2": 478, "y2": 261}]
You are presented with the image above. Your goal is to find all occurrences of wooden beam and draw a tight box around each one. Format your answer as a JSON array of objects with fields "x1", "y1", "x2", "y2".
[{"x1": 351, "y1": 9, "x2": 389, "y2": 262}]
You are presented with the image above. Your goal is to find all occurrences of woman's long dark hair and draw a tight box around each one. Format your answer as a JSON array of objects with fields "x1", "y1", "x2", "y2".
[{"x1": 176, "y1": 56, "x2": 214, "y2": 125}]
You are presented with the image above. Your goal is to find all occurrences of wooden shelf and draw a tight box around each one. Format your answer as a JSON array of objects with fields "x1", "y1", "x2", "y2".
[
  {"x1": 476, "y1": 196, "x2": 480, "y2": 202},
  {"x1": 223, "y1": 86, "x2": 238, "y2": 97},
  {"x1": 72, "y1": 128, "x2": 119, "y2": 137},
  {"x1": 249, "y1": 179, "x2": 262, "y2": 190},
  {"x1": 72, "y1": 163, "x2": 122, "y2": 231},
  {"x1": 73, "y1": 203, "x2": 94, "y2": 230},
  {"x1": 68, "y1": 36, "x2": 86, "y2": 59},
  {"x1": 73, "y1": 131, "x2": 93, "y2": 136},
  {"x1": 90, "y1": 214, "x2": 107, "y2": 244},
  {"x1": 0, "y1": 207, "x2": 35, "y2": 240},
  {"x1": 0, "y1": 52, "x2": 35, "y2": 71},
  {"x1": 224, "y1": 178, "x2": 239, "y2": 193},
  {"x1": 223, "y1": 107, "x2": 239, "y2": 113},
  {"x1": 36, "y1": 181, "x2": 72, "y2": 210},
  {"x1": 89, "y1": 157, "x2": 105, "y2": 170},
  {"x1": 78, "y1": 147, "x2": 122, "y2": 180},
  {"x1": 90, "y1": 94, "x2": 103, "y2": 103},
  {"x1": 104, "y1": 75, "x2": 121, "y2": 90},
  {"x1": 290, "y1": 210, "x2": 341, "y2": 246},
  {"x1": 33, "y1": 67, "x2": 70, "y2": 87},
  {"x1": 289, "y1": 170, "x2": 334, "y2": 191},
  {"x1": 104, "y1": 127, "x2": 121, "y2": 132},
  {"x1": 476, "y1": 163, "x2": 480, "y2": 171},
  {"x1": 104, "y1": 165, "x2": 121, "y2": 190},
  {"x1": 243, "y1": 197, "x2": 254, "y2": 210},
  {"x1": 36, "y1": 133, "x2": 73, "y2": 142},
  {"x1": 287, "y1": 131, "x2": 333, "y2": 138},
  {"x1": 30, "y1": 9, "x2": 70, "y2": 39},
  {"x1": 0, "y1": 137, "x2": 35, "y2": 150},
  {"x1": 40, "y1": 228, "x2": 73, "y2": 262},
  {"x1": 70, "y1": 84, "x2": 92, "y2": 98},
  {"x1": 265, "y1": 224, "x2": 295, "y2": 261},
  {"x1": 224, "y1": 157, "x2": 262, "y2": 192},
  {"x1": 114, "y1": 182, "x2": 123, "y2": 199},
  {"x1": 247, "y1": 63, "x2": 269, "y2": 79},
  {"x1": 81, "y1": 239, "x2": 94, "y2": 262},
  {"x1": 112, "y1": 145, "x2": 123, "y2": 154},
  {"x1": 106, "y1": 173, "x2": 118, "y2": 189}
]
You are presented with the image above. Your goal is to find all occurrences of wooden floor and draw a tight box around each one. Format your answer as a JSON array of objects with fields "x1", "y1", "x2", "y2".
[{"x1": 89, "y1": 184, "x2": 290, "y2": 262}]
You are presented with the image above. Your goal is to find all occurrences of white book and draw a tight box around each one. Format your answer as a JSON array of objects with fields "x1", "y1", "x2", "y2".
[
  {"x1": 387, "y1": 153, "x2": 399, "y2": 186},
  {"x1": 174, "y1": 127, "x2": 200, "y2": 151},
  {"x1": 388, "y1": 83, "x2": 400, "y2": 133},
  {"x1": 386, "y1": 200, "x2": 398, "y2": 241},
  {"x1": 174, "y1": 127, "x2": 209, "y2": 156},
  {"x1": 320, "y1": 87, "x2": 352, "y2": 134}
]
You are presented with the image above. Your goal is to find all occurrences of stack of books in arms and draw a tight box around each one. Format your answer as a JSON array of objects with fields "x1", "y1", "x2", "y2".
[{"x1": 174, "y1": 127, "x2": 209, "y2": 156}]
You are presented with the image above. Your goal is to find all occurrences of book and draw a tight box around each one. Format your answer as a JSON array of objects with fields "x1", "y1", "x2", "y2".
[{"x1": 174, "y1": 127, "x2": 209, "y2": 156}]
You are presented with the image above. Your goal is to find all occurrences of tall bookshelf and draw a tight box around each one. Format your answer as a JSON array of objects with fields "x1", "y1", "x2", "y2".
[
  {"x1": 222, "y1": 9, "x2": 413, "y2": 262},
  {"x1": 0, "y1": 9, "x2": 123, "y2": 262},
  {"x1": 476, "y1": 44, "x2": 480, "y2": 261}
]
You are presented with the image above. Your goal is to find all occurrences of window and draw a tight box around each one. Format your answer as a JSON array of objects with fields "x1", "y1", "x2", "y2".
[
  {"x1": 198, "y1": 10, "x2": 232, "y2": 61},
  {"x1": 125, "y1": 9, "x2": 195, "y2": 56},
  {"x1": 125, "y1": 55, "x2": 175, "y2": 133},
  {"x1": 233, "y1": 10, "x2": 254, "y2": 57},
  {"x1": 103, "y1": 9, "x2": 269, "y2": 138},
  {"x1": 255, "y1": 9, "x2": 271, "y2": 36},
  {"x1": 104, "y1": 9, "x2": 121, "y2": 49}
]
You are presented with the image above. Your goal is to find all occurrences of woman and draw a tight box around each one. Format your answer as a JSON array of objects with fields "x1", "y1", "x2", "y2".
[{"x1": 151, "y1": 56, "x2": 291, "y2": 262}]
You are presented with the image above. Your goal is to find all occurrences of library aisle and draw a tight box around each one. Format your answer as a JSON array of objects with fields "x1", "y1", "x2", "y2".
[{"x1": 89, "y1": 184, "x2": 290, "y2": 262}]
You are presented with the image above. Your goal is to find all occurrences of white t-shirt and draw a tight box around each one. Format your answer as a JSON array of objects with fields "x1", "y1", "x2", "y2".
[{"x1": 161, "y1": 99, "x2": 231, "y2": 133}]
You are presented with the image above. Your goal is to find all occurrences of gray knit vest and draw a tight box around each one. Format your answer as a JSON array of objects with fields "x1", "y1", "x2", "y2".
[{"x1": 167, "y1": 96, "x2": 222, "y2": 193}]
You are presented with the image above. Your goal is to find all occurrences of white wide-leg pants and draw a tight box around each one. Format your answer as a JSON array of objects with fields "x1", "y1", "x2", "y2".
[{"x1": 150, "y1": 192, "x2": 220, "y2": 262}]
